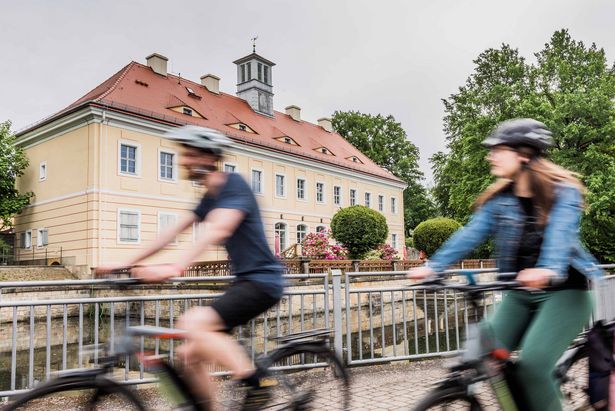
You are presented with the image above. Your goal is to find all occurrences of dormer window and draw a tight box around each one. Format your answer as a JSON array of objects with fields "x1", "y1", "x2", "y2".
[
  {"x1": 275, "y1": 136, "x2": 299, "y2": 146},
  {"x1": 228, "y1": 123, "x2": 256, "y2": 133},
  {"x1": 346, "y1": 156, "x2": 364, "y2": 164},
  {"x1": 183, "y1": 107, "x2": 193, "y2": 116},
  {"x1": 169, "y1": 105, "x2": 204, "y2": 119},
  {"x1": 314, "y1": 146, "x2": 334, "y2": 156},
  {"x1": 239, "y1": 124, "x2": 247, "y2": 131}
]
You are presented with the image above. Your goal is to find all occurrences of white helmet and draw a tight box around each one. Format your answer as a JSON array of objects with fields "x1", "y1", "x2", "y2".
[{"x1": 165, "y1": 125, "x2": 232, "y2": 156}]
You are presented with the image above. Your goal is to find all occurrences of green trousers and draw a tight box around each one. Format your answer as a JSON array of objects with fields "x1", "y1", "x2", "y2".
[{"x1": 484, "y1": 289, "x2": 593, "y2": 411}]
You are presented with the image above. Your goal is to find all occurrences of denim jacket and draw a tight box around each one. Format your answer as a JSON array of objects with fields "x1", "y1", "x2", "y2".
[{"x1": 428, "y1": 183, "x2": 604, "y2": 280}]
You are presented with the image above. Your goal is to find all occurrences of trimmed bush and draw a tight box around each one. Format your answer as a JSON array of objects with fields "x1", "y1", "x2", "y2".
[
  {"x1": 331, "y1": 205, "x2": 388, "y2": 259},
  {"x1": 413, "y1": 217, "x2": 462, "y2": 257}
]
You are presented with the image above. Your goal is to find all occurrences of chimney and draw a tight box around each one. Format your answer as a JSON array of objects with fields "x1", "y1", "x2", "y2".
[
  {"x1": 285, "y1": 105, "x2": 301, "y2": 121},
  {"x1": 318, "y1": 117, "x2": 333, "y2": 132},
  {"x1": 146, "y1": 53, "x2": 168, "y2": 76},
  {"x1": 201, "y1": 74, "x2": 220, "y2": 94}
]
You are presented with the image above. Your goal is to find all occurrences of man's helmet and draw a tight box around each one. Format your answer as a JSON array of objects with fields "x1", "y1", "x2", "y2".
[
  {"x1": 482, "y1": 118, "x2": 553, "y2": 154},
  {"x1": 165, "y1": 125, "x2": 232, "y2": 156}
]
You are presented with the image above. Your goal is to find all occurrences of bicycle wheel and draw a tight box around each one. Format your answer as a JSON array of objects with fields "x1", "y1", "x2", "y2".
[
  {"x1": 412, "y1": 386, "x2": 483, "y2": 411},
  {"x1": 266, "y1": 344, "x2": 350, "y2": 410},
  {"x1": 560, "y1": 346, "x2": 591, "y2": 411},
  {"x1": 5, "y1": 377, "x2": 147, "y2": 411}
]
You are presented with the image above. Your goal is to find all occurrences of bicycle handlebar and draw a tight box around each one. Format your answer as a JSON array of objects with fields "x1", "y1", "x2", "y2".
[{"x1": 408, "y1": 271, "x2": 562, "y2": 293}]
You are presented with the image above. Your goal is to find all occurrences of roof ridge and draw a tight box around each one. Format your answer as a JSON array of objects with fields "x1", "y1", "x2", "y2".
[{"x1": 95, "y1": 61, "x2": 136, "y2": 102}]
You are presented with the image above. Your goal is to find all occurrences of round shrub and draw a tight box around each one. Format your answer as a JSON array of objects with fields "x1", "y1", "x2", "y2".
[
  {"x1": 413, "y1": 217, "x2": 462, "y2": 257},
  {"x1": 331, "y1": 205, "x2": 388, "y2": 259}
]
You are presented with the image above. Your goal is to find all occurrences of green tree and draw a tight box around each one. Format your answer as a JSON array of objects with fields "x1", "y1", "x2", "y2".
[
  {"x1": 332, "y1": 111, "x2": 436, "y2": 235},
  {"x1": 432, "y1": 29, "x2": 615, "y2": 262},
  {"x1": 330, "y1": 205, "x2": 388, "y2": 259},
  {"x1": 0, "y1": 121, "x2": 32, "y2": 237},
  {"x1": 413, "y1": 217, "x2": 462, "y2": 257}
]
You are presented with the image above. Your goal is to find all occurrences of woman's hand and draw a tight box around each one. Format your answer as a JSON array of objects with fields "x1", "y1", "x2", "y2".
[
  {"x1": 517, "y1": 268, "x2": 556, "y2": 288},
  {"x1": 132, "y1": 264, "x2": 184, "y2": 283},
  {"x1": 407, "y1": 266, "x2": 436, "y2": 281}
]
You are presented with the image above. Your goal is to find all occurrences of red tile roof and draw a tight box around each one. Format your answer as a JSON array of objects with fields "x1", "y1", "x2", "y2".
[{"x1": 22, "y1": 61, "x2": 405, "y2": 184}]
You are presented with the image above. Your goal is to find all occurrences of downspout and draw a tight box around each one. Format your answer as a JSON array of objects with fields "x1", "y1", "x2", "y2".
[{"x1": 98, "y1": 109, "x2": 106, "y2": 268}]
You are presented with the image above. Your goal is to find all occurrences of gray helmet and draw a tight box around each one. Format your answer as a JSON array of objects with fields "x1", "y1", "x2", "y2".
[
  {"x1": 165, "y1": 125, "x2": 232, "y2": 156},
  {"x1": 482, "y1": 118, "x2": 553, "y2": 154}
]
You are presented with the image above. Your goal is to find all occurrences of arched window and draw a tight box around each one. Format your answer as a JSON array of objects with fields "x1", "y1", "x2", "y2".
[
  {"x1": 296, "y1": 224, "x2": 308, "y2": 244},
  {"x1": 316, "y1": 226, "x2": 326, "y2": 233},
  {"x1": 275, "y1": 223, "x2": 287, "y2": 253}
]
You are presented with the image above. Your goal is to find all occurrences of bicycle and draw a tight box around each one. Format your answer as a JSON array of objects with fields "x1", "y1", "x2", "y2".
[
  {"x1": 4, "y1": 277, "x2": 350, "y2": 411},
  {"x1": 410, "y1": 273, "x2": 593, "y2": 411}
]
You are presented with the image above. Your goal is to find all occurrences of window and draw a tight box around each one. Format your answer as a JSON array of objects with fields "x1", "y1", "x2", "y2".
[
  {"x1": 365, "y1": 192, "x2": 371, "y2": 208},
  {"x1": 37, "y1": 228, "x2": 48, "y2": 247},
  {"x1": 378, "y1": 195, "x2": 384, "y2": 212},
  {"x1": 158, "y1": 212, "x2": 178, "y2": 244},
  {"x1": 241, "y1": 64, "x2": 246, "y2": 82},
  {"x1": 39, "y1": 162, "x2": 47, "y2": 181},
  {"x1": 257, "y1": 62, "x2": 263, "y2": 81},
  {"x1": 238, "y1": 124, "x2": 247, "y2": 131},
  {"x1": 159, "y1": 150, "x2": 175, "y2": 181},
  {"x1": 350, "y1": 189, "x2": 356, "y2": 206},
  {"x1": 316, "y1": 226, "x2": 326, "y2": 233},
  {"x1": 297, "y1": 178, "x2": 306, "y2": 200},
  {"x1": 264, "y1": 66, "x2": 270, "y2": 84},
  {"x1": 20, "y1": 230, "x2": 32, "y2": 249},
  {"x1": 392, "y1": 234, "x2": 398, "y2": 249},
  {"x1": 224, "y1": 163, "x2": 236, "y2": 173},
  {"x1": 316, "y1": 182, "x2": 324, "y2": 203},
  {"x1": 119, "y1": 142, "x2": 139, "y2": 176},
  {"x1": 275, "y1": 174, "x2": 285, "y2": 197},
  {"x1": 284, "y1": 137, "x2": 292, "y2": 144},
  {"x1": 118, "y1": 210, "x2": 140, "y2": 243},
  {"x1": 391, "y1": 197, "x2": 397, "y2": 214},
  {"x1": 246, "y1": 63, "x2": 251, "y2": 80},
  {"x1": 182, "y1": 107, "x2": 193, "y2": 116},
  {"x1": 333, "y1": 186, "x2": 341, "y2": 205},
  {"x1": 296, "y1": 224, "x2": 307, "y2": 244},
  {"x1": 275, "y1": 223, "x2": 287, "y2": 253},
  {"x1": 251, "y1": 169, "x2": 263, "y2": 194}
]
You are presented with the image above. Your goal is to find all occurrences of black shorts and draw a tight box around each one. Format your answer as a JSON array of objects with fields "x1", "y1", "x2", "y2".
[{"x1": 211, "y1": 280, "x2": 280, "y2": 331}]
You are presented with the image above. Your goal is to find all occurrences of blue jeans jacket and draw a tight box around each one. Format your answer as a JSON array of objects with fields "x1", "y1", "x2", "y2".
[{"x1": 427, "y1": 183, "x2": 604, "y2": 280}]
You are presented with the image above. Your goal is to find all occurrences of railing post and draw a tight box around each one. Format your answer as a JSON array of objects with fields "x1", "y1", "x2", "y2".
[{"x1": 330, "y1": 268, "x2": 343, "y2": 361}]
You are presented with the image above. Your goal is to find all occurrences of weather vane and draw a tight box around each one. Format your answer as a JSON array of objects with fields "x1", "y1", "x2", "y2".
[{"x1": 251, "y1": 36, "x2": 258, "y2": 53}]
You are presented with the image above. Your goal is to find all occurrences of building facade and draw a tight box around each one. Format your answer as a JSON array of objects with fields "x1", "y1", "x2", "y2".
[{"x1": 14, "y1": 51, "x2": 406, "y2": 269}]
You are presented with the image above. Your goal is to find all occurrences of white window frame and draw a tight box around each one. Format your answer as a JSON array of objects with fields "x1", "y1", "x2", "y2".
[
  {"x1": 158, "y1": 212, "x2": 179, "y2": 245},
  {"x1": 296, "y1": 178, "x2": 306, "y2": 201},
  {"x1": 392, "y1": 233, "x2": 398, "y2": 249},
  {"x1": 274, "y1": 222, "x2": 288, "y2": 252},
  {"x1": 275, "y1": 173, "x2": 286, "y2": 198},
  {"x1": 39, "y1": 161, "x2": 47, "y2": 181},
  {"x1": 158, "y1": 148, "x2": 178, "y2": 183},
  {"x1": 21, "y1": 230, "x2": 32, "y2": 249},
  {"x1": 365, "y1": 192, "x2": 371, "y2": 208},
  {"x1": 316, "y1": 225, "x2": 327, "y2": 233},
  {"x1": 37, "y1": 228, "x2": 48, "y2": 247},
  {"x1": 118, "y1": 140, "x2": 142, "y2": 177},
  {"x1": 117, "y1": 208, "x2": 141, "y2": 244},
  {"x1": 350, "y1": 189, "x2": 357, "y2": 206},
  {"x1": 223, "y1": 162, "x2": 237, "y2": 173},
  {"x1": 316, "y1": 182, "x2": 325, "y2": 204},
  {"x1": 251, "y1": 168, "x2": 263, "y2": 195},
  {"x1": 391, "y1": 197, "x2": 398, "y2": 214},
  {"x1": 296, "y1": 224, "x2": 308, "y2": 244},
  {"x1": 333, "y1": 185, "x2": 342, "y2": 206},
  {"x1": 378, "y1": 194, "x2": 384, "y2": 212}
]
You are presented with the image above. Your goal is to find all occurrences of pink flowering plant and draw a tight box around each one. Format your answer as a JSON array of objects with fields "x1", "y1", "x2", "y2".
[
  {"x1": 301, "y1": 230, "x2": 348, "y2": 260},
  {"x1": 364, "y1": 243, "x2": 399, "y2": 260}
]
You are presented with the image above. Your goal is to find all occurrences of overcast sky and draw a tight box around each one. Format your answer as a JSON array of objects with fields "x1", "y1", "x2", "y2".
[{"x1": 2, "y1": 0, "x2": 614, "y2": 182}]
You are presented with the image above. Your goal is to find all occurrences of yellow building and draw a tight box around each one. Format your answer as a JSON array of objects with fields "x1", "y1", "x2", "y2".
[{"x1": 14, "y1": 51, "x2": 406, "y2": 271}]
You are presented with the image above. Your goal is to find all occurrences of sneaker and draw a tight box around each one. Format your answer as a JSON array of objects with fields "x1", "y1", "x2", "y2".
[{"x1": 241, "y1": 385, "x2": 272, "y2": 411}]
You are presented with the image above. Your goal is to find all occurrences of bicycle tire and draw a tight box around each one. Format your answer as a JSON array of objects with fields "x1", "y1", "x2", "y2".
[
  {"x1": 559, "y1": 345, "x2": 592, "y2": 411},
  {"x1": 4, "y1": 376, "x2": 147, "y2": 411},
  {"x1": 266, "y1": 343, "x2": 351, "y2": 410},
  {"x1": 412, "y1": 386, "x2": 483, "y2": 411}
]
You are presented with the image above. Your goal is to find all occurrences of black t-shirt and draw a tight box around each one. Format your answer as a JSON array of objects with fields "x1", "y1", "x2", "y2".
[
  {"x1": 193, "y1": 173, "x2": 283, "y2": 298},
  {"x1": 515, "y1": 196, "x2": 587, "y2": 290}
]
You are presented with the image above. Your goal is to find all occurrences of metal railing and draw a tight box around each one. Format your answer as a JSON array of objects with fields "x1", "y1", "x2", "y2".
[{"x1": 1, "y1": 264, "x2": 613, "y2": 397}]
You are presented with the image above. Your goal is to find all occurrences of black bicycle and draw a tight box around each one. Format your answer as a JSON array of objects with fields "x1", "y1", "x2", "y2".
[
  {"x1": 4, "y1": 277, "x2": 350, "y2": 411},
  {"x1": 410, "y1": 273, "x2": 593, "y2": 411}
]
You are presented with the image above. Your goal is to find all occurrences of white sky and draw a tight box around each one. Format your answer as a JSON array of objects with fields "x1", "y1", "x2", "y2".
[{"x1": 1, "y1": 0, "x2": 614, "y2": 182}]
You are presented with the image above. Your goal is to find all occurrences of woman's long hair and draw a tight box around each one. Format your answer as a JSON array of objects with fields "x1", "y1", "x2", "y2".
[{"x1": 474, "y1": 154, "x2": 586, "y2": 225}]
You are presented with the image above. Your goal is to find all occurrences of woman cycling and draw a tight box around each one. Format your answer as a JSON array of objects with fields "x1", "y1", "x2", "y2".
[{"x1": 409, "y1": 118, "x2": 603, "y2": 411}]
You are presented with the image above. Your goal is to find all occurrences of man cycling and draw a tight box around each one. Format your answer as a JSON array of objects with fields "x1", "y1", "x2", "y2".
[{"x1": 97, "y1": 126, "x2": 284, "y2": 410}]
